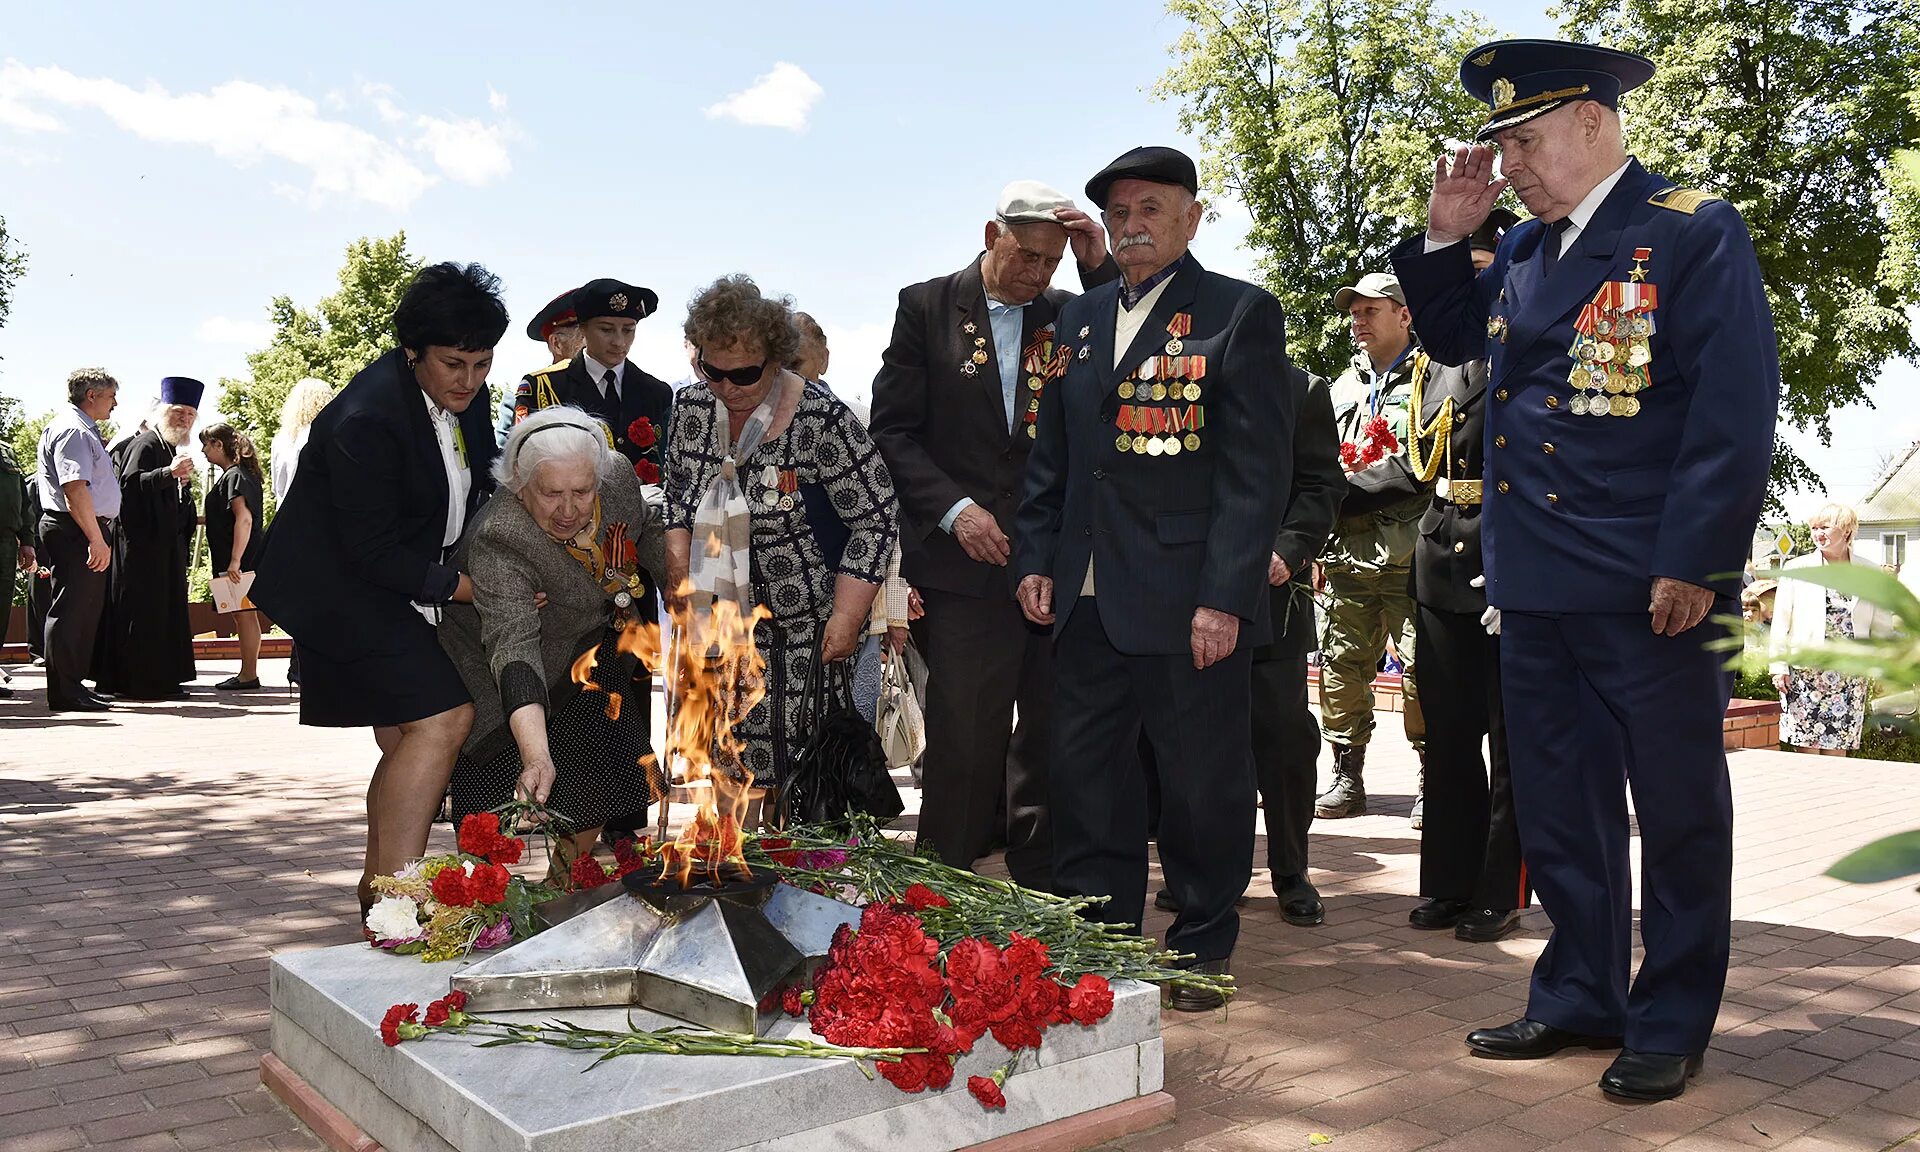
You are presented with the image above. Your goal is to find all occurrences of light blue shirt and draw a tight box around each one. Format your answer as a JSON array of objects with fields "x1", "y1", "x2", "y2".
[
  {"x1": 940, "y1": 294, "x2": 1026, "y2": 534},
  {"x1": 38, "y1": 404, "x2": 121, "y2": 519}
]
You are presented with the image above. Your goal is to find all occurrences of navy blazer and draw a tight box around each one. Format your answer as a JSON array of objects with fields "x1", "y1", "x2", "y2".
[
  {"x1": 254, "y1": 349, "x2": 499, "y2": 657},
  {"x1": 1391, "y1": 159, "x2": 1777, "y2": 613},
  {"x1": 1014, "y1": 256, "x2": 1293, "y2": 655}
]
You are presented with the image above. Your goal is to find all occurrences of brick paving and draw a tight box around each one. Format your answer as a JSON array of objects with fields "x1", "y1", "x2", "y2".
[{"x1": 3, "y1": 659, "x2": 1919, "y2": 1151}]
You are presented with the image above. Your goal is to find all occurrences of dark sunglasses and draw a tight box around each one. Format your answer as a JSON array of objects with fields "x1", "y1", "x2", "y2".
[{"x1": 697, "y1": 355, "x2": 769, "y2": 387}]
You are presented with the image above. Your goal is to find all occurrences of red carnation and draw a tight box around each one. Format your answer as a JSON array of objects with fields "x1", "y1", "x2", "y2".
[
  {"x1": 757, "y1": 837, "x2": 801, "y2": 868},
  {"x1": 423, "y1": 998, "x2": 452, "y2": 1027},
  {"x1": 571, "y1": 854, "x2": 612, "y2": 890},
  {"x1": 1360, "y1": 442, "x2": 1385, "y2": 466},
  {"x1": 634, "y1": 458, "x2": 661, "y2": 484},
  {"x1": 458, "y1": 813, "x2": 501, "y2": 857},
  {"x1": 1066, "y1": 973, "x2": 1114, "y2": 1025},
  {"x1": 380, "y1": 1003, "x2": 419, "y2": 1047},
  {"x1": 1364, "y1": 414, "x2": 1392, "y2": 440},
  {"x1": 469, "y1": 863, "x2": 510, "y2": 906},
  {"x1": 1338, "y1": 441, "x2": 1362, "y2": 470},
  {"x1": 782, "y1": 986, "x2": 806, "y2": 1016},
  {"x1": 443, "y1": 990, "x2": 468, "y2": 1013},
  {"x1": 627, "y1": 417, "x2": 658, "y2": 449},
  {"x1": 901, "y1": 883, "x2": 949, "y2": 911},
  {"x1": 430, "y1": 867, "x2": 474, "y2": 908},
  {"x1": 612, "y1": 836, "x2": 647, "y2": 865},
  {"x1": 489, "y1": 835, "x2": 524, "y2": 866},
  {"x1": 1003, "y1": 933, "x2": 1050, "y2": 978},
  {"x1": 968, "y1": 1075, "x2": 1007, "y2": 1109}
]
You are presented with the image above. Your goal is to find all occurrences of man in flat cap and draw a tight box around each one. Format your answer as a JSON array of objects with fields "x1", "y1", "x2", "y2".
[
  {"x1": 97, "y1": 376, "x2": 201, "y2": 700},
  {"x1": 496, "y1": 289, "x2": 585, "y2": 447},
  {"x1": 547, "y1": 278, "x2": 673, "y2": 480},
  {"x1": 1015, "y1": 145, "x2": 1292, "y2": 1010},
  {"x1": 870, "y1": 179, "x2": 1106, "y2": 888},
  {"x1": 1314, "y1": 272, "x2": 1431, "y2": 824},
  {"x1": 1408, "y1": 208, "x2": 1531, "y2": 945},
  {"x1": 1392, "y1": 39, "x2": 1776, "y2": 1101}
]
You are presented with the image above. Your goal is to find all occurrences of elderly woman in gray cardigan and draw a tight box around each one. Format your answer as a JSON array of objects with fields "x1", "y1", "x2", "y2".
[{"x1": 440, "y1": 407, "x2": 666, "y2": 864}]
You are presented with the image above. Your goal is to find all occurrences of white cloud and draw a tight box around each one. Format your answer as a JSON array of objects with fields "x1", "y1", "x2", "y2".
[
  {"x1": 704, "y1": 62, "x2": 823, "y2": 132},
  {"x1": 0, "y1": 62, "x2": 518, "y2": 210},
  {"x1": 196, "y1": 316, "x2": 274, "y2": 346},
  {"x1": 487, "y1": 86, "x2": 508, "y2": 112}
]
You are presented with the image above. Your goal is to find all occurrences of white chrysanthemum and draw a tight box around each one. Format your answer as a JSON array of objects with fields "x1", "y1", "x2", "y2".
[{"x1": 366, "y1": 896, "x2": 422, "y2": 941}]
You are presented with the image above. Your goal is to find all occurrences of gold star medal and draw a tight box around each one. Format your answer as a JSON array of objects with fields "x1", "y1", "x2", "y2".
[
  {"x1": 1165, "y1": 312, "x2": 1192, "y2": 356},
  {"x1": 972, "y1": 349, "x2": 989, "y2": 365}
]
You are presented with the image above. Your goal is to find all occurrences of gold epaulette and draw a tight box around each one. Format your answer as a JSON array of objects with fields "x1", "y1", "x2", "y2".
[
  {"x1": 530, "y1": 357, "x2": 571, "y2": 381},
  {"x1": 1649, "y1": 187, "x2": 1720, "y2": 215}
]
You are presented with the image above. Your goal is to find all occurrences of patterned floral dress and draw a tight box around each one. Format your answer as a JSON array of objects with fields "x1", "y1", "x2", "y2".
[
  {"x1": 664, "y1": 381, "x2": 899, "y2": 784},
  {"x1": 1780, "y1": 587, "x2": 1870, "y2": 750}
]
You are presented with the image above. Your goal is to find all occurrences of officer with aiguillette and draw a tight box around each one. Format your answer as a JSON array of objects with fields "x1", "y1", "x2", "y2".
[
  {"x1": 496, "y1": 289, "x2": 585, "y2": 446},
  {"x1": 1392, "y1": 39, "x2": 1777, "y2": 1102}
]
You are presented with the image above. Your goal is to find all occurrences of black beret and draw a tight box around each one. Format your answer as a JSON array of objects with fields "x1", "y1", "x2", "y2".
[
  {"x1": 573, "y1": 278, "x2": 659, "y2": 324},
  {"x1": 1470, "y1": 207, "x2": 1522, "y2": 252},
  {"x1": 1460, "y1": 39, "x2": 1654, "y2": 141},
  {"x1": 524, "y1": 289, "x2": 580, "y2": 342},
  {"x1": 1084, "y1": 145, "x2": 1198, "y2": 210}
]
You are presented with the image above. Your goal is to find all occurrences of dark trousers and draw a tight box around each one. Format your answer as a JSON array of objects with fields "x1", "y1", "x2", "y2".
[
  {"x1": 911, "y1": 589, "x2": 1053, "y2": 888},
  {"x1": 41, "y1": 514, "x2": 111, "y2": 709},
  {"x1": 1416, "y1": 604, "x2": 1526, "y2": 909},
  {"x1": 0, "y1": 558, "x2": 14, "y2": 649},
  {"x1": 27, "y1": 553, "x2": 50, "y2": 659},
  {"x1": 1502, "y1": 607, "x2": 1735, "y2": 1055},
  {"x1": 1052, "y1": 597, "x2": 1254, "y2": 962}
]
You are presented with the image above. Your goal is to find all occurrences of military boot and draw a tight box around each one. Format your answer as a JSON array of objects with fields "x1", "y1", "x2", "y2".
[
  {"x1": 1315, "y1": 743, "x2": 1368, "y2": 818},
  {"x1": 1410, "y1": 753, "x2": 1425, "y2": 830}
]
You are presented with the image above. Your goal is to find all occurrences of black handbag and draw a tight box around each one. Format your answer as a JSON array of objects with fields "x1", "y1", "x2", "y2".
[{"x1": 778, "y1": 623, "x2": 903, "y2": 827}]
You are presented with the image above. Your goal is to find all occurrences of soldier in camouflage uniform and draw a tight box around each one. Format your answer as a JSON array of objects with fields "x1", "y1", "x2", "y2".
[{"x1": 1316, "y1": 273, "x2": 1431, "y2": 820}]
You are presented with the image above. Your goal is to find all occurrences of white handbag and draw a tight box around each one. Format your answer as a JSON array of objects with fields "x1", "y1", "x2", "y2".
[{"x1": 876, "y1": 642, "x2": 927, "y2": 775}]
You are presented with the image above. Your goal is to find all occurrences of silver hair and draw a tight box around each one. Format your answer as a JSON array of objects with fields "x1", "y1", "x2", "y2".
[
  {"x1": 494, "y1": 405, "x2": 627, "y2": 494},
  {"x1": 149, "y1": 401, "x2": 197, "y2": 448}
]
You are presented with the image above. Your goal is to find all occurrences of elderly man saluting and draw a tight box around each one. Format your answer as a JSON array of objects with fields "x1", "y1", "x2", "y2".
[
  {"x1": 1391, "y1": 41, "x2": 1777, "y2": 1101},
  {"x1": 1015, "y1": 146, "x2": 1292, "y2": 1011}
]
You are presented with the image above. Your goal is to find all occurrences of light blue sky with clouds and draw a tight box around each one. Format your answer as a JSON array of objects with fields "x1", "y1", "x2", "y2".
[{"x1": 0, "y1": 0, "x2": 1906, "y2": 518}]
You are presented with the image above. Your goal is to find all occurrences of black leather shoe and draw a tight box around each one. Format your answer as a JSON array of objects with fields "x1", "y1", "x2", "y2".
[
  {"x1": 1274, "y1": 873, "x2": 1324, "y2": 926},
  {"x1": 50, "y1": 697, "x2": 111, "y2": 713},
  {"x1": 1600, "y1": 1049, "x2": 1703, "y2": 1101},
  {"x1": 1455, "y1": 908, "x2": 1521, "y2": 942},
  {"x1": 1168, "y1": 959, "x2": 1230, "y2": 1012},
  {"x1": 1152, "y1": 889, "x2": 1250, "y2": 914},
  {"x1": 1409, "y1": 897, "x2": 1472, "y2": 929},
  {"x1": 1466, "y1": 1018, "x2": 1623, "y2": 1059}
]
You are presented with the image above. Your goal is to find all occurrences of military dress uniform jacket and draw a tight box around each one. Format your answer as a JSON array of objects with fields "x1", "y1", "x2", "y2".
[
  {"x1": 1410, "y1": 359, "x2": 1494, "y2": 615},
  {"x1": 1391, "y1": 159, "x2": 1777, "y2": 611},
  {"x1": 1014, "y1": 256, "x2": 1294, "y2": 655},
  {"x1": 547, "y1": 356, "x2": 673, "y2": 474},
  {"x1": 870, "y1": 256, "x2": 1071, "y2": 599}
]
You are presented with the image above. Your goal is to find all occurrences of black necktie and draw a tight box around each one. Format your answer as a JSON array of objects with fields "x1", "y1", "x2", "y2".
[
  {"x1": 601, "y1": 370, "x2": 619, "y2": 413},
  {"x1": 1542, "y1": 218, "x2": 1575, "y2": 275}
]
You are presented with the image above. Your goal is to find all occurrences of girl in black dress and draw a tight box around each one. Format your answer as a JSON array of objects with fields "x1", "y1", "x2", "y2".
[{"x1": 199, "y1": 424, "x2": 266, "y2": 690}]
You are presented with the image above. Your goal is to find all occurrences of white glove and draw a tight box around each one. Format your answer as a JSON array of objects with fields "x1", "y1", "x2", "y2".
[{"x1": 1471, "y1": 575, "x2": 1501, "y2": 635}]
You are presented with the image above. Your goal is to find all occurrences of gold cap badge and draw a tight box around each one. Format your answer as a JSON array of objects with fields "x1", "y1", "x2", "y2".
[
  {"x1": 608, "y1": 292, "x2": 629, "y2": 312},
  {"x1": 1491, "y1": 77, "x2": 1516, "y2": 108}
]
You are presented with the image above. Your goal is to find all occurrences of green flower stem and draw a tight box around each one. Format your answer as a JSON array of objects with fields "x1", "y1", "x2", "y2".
[{"x1": 429, "y1": 1013, "x2": 917, "y2": 1070}]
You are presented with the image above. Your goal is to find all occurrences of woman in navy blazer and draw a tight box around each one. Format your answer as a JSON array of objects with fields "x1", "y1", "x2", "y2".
[{"x1": 254, "y1": 262, "x2": 507, "y2": 926}]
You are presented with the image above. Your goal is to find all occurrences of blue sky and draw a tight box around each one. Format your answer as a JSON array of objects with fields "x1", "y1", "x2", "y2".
[{"x1": 0, "y1": 0, "x2": 1905, "y2": 519}]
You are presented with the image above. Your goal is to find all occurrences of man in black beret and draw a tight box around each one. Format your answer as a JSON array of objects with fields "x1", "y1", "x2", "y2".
[
  {"x1": 1015, "y1": 145, "x2": 1293, "y2": 1011},
  {"x1": 495, "y1": 289, "x2": 585, "y2": 447},
  {"x1": 546, "y1": 278, "x2": 673, "y2": 481}
]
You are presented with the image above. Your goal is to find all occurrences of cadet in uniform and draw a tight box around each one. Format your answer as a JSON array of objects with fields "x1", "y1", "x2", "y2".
[
  {"x1": 1407, "y1": 210, "x2": 1530, "y2": 942},
  {"x1": 1316, "y1": 273, "x2": 1430, "y2": 822},
  {"x1": 496, "y1": 289, "x2": 584, "y2": 446},
  {"x1": 1015, "y1": 146, "x2": 1292, "y2": 1011},
  {"x1": 546, "y1": 279, "x2": 674, "y2": 479},
  {"x1": 1393, "y1": 40, "x2": 1777, "y2": 1101}
]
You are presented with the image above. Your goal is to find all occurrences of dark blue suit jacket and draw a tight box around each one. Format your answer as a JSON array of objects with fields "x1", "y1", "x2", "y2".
[
  {"x1": 1391, "y1": 159, "x2": 1776, "y2": 613},
  {"x1": 1014, "y1": 256, "x2": 1293, "y2": 655},
  {"x1": 254, "y1": 349, "x2": 499, "y2": 658}
]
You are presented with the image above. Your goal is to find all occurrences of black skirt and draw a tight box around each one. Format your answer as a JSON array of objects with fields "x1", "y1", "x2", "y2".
[
  {"x1": 449, "y1": 631, "x2": 654, "y2": 832},
  {"x1": 296, "y1": 612, "x2": 471, "y2": 728}
]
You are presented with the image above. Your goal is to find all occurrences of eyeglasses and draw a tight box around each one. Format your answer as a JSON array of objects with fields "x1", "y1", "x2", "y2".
[{"x1": 697, "y1": 355, "x2": 768, "y2": 387}]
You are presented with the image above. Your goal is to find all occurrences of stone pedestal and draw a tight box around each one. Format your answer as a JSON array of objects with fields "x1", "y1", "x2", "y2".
[{"x1": 266, "y1": 943, "x2": 1171, "y2": 1152}]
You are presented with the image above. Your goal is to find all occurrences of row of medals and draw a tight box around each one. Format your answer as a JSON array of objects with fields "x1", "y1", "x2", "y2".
[
  {"x1": 1567, "y1": 310, "x2": 1654, "y2": 417},
  {"x1": 1116, "y1": 359, "x2": 1203, "y2": 456},
  {"x1": 758, "y1": 464, "x2": 795, "y2": 511}
]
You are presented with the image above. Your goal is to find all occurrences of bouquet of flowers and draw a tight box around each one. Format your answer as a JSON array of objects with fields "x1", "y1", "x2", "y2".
[
  {"x1": 1339, "y1": 414, "x2": 1400, "y2": 473},
  {"x1": 365, "y1": 814, "x2": 559, "y2": 962}
]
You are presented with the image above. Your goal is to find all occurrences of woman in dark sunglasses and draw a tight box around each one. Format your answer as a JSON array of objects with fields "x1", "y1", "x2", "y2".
[{"x1": 662, "y1": 275, "x2": 899, "y2": 793}]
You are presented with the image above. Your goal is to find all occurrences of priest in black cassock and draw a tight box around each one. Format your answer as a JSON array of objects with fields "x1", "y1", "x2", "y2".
[{"x1": 97, "y1": 376, "x2": 201, "y2": 700}]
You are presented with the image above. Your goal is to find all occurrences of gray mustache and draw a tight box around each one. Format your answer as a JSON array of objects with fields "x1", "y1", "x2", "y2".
[{"x1": 1116, "y1": 233, "x2": 1153, "y2": 250}]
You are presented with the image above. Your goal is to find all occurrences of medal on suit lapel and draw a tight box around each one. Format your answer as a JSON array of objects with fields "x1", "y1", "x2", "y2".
[
  {"x1": 1165, "y1": 313, "x2": 1192, "y2": 356},
  {"x1": 1018, "y1": 325, "x2": 1057, "y2": 441},
  {"x1": 1568, "y1": 266, "x2": 1657, "y2": 416}
]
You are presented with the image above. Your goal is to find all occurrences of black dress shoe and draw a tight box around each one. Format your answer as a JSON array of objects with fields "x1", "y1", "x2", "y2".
[
  {"x1": 1466, "y1": 1018, "x2": 1623, "y2": 1059},
  {"x1": 1409, "y1": 897, "x2": 1472, "y2": 929},
  {"x1": 0, "y1": 685, "x2": 12, "y2": 699},
  {"x1": 1455, "y1": 908, "x2": 1521, "y2": 942},
  {"x1": 1274, "y1": 873, "x2": 1324, "y2": 926},
  {"x1": 1151, "y1": 889, "x2": 1250, "y2": 914},
  {"x1": 1600, "y1": 1049, "x2": 1703, "y2": 1101},
  {"x1": 1168, "y1": 959, "x2": 1230, "y2": 1012},
  {"x1": 50, "y1": 697, "x2": 111, "y2": 713},
  {"x1": 88, "y1": 691, "x2": 116, "y2": 703}
]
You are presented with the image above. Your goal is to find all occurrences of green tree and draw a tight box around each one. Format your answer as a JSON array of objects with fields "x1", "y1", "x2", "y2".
[
  {"x1": 218, "y1": 232, "x2": 421, "y2": 463},
  {"x1": 1557, "y1": 0, "x2": 1920, "y2": 513},
  {"x1": 0, "y1": 215, "x2": 26, "y2": 368},
  {"x1": 1156, "y1": 0, "x2": 1496, "y2": 376}
]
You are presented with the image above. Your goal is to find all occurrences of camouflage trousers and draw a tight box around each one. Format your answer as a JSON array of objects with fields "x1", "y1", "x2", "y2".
[{"x1": 1317, "y1": 566, "x2": 1425, "y2": 751}]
